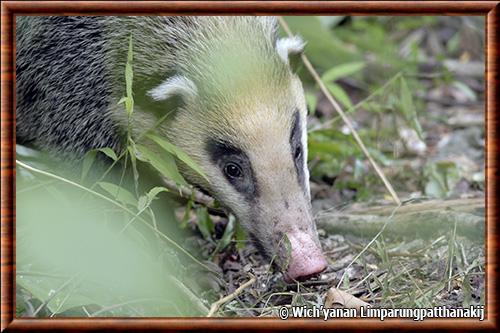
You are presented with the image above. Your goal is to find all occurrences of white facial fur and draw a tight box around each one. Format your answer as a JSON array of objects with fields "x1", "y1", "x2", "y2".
[
  {"x1": 148, "y1": 75, "x2": 197, "y2": 103},
  {"x1": 276, "y1": 36, "x2": 305, "y2": 64}
]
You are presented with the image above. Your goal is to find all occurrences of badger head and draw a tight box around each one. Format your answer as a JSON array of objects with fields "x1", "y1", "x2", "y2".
[{"x1": 148, "y1": 19, "x2": 327, "y2": 281}]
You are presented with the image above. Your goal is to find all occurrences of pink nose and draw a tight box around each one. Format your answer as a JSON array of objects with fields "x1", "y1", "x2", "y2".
[{"x1": 282, "y1": 232, "x2": 328, "y2": 282}]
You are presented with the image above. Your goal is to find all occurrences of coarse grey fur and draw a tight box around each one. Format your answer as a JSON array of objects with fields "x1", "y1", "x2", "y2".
[
  {"x1": 16, "y1": 16, "x2": 281, "y2": 158},
  {"x1": 16, "y1": 16, "x2": 121, "y2": 157}
]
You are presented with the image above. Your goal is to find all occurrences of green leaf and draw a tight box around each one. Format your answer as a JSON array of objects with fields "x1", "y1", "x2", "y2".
[
  {"x1": 423, "y1": 161, "x2": 460, "y2": 198},
  {"x1": 127, "y1": 35, "x2": 133, "y2": 63},
  {"x1": 144, "y1": 187, "x2": 169, "y2": 210},
  {"x1": 127, "y1": 144, "x2": 140, "y2": 193},
  {"x1": 308, "y1": 137, "x2": 355, "y2": 157},
  {"x1": 98, "y1": 182, "x2": 137, "y2": 207},
  {"x1": 196, "y1": 207, "x2": 214, "y2": 241},
  {"x1": 126, "y1": 97, "x2": 134, "y2": 116},
  {"x1": 219, "y1": 215, "x2": 236, "y2": 251},
  {"x1": 234, "y1": 223, "x2": 247, "y2": 250},
  {"x1": 212, "y1": 214, "x2": 236, "y2": 256},
  {"x1": 453, "y1": 81, "x2": 477, "y2": 102},
  {"x1": 81, "y1": 150, "x2": 97, "y2": 182},
  {"x1": 124, "y1": 35, "x2": 134, "y2": 116},
  {"x1": 134, "y1": 144, "x2": 188, "y2": 186},
  {"x1": 137, "y1": 195, "x2": 148, "y2": 212},
  {"x1": 81, "y1": 148, "x2": 118, "y2": 181},
  {"x1": 146, "y1": 186, "x2": 169, "y2": 202},
  {"x1": 446, "y1": 32, "x2": 460, "y2": 54},
  {"x1": 280, "y1": 235, "x2": 293, "y2": 271},
  {"x1": 125, "y1": 64, "x2": 133, "y2": 102},
  {"x1": 234, "y1": 221, "x2": 247, "y2": 250},
  {"x1": 180, "y1": 199, "x2": 193, "y2": 229},
  {"x1": 321, "y1": 61, "x2": 365, "y2": 83},
  {"x1": 305, "y1": 92, "x2": 318, "y2": 114},
  {"x1": 136, "y1": 187, "x2": 168, "y2": 212},
  {"x1": 399, "y1": 77, "x2": 414, "y2": 121},
  {"x1": 98, "y1": 147, "x2": 118, "y2": 162},
  {"x1": 399, "y1": 77, "x2": 424, "y2": 140},
  {"x1": 326, "y1": 83, "x2": 353, "y2": 109},
  {"x1": 282, "y1": 17, "x2": 360, "y2": 70},
  {"x1": 147, "y1": 134, "x2": 208, "y2": 181}
]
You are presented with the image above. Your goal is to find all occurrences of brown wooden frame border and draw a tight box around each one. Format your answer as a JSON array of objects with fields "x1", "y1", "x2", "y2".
[{"x1": 1, "y1": 1, "x2": 498, "y2": 331}]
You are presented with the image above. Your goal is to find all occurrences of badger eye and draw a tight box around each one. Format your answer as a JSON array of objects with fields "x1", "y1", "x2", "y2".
[
  {"x1": 224, "y1": 162, "x2": 243, "y2": 179},
  {"x1": 294, "y1": 145, "x2": 302, "y2": 160}
]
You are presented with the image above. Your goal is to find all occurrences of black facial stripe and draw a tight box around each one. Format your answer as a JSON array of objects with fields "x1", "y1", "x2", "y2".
[
  {"x1": 290, "y1": 111, "x2": 307, "y2": 192},
  {"x1": 205, "y1": 139, "x2": 259, "y2": 201}
]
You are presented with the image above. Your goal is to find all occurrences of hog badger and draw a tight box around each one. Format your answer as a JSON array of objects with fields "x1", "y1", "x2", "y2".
[{"x1": 16, "y1": 16, "x2": 328, "y2": 281}]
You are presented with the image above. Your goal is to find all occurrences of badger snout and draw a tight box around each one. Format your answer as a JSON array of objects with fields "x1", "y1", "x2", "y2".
[{"x1": 281, "y1": 232, "x2": 328, "y2": 282}]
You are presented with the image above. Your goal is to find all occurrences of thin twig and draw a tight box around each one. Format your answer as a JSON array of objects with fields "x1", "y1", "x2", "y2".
[
  {"x1": 162, "y1": 178, "x2": 216, "y2": 208},
  {"x1": 207, "y1": 274, "x2": 256, "y2": 317},
  {"x1": 278, "y1": 17, "x2": 401, "y2": 205}
]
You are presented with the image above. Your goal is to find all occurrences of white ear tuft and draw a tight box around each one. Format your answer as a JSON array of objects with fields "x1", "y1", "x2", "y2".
[
  {"x1": 148, "y1": 75, "x2": 197, "y2": 102},
  {"x1": 276, "y1": 36, "x2": 305, "y2": 64}
]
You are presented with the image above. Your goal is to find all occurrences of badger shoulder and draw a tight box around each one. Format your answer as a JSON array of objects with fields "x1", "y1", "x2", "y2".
[{"x1": 16, "y1": 16, "x2": 121, "y2": 157}]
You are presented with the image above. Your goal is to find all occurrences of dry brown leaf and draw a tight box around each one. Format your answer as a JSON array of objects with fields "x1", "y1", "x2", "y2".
[{"x1": 324, "y1": 287, "x2": 370, "y2": 310}]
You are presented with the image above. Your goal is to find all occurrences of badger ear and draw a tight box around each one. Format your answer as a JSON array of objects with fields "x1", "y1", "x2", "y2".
[
  {"x1": 276, "y1": 36, "x2": 305, "y2": 64},
  {"x1": 148, "y1": 75, "x2": 197, "y2": 103}
]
